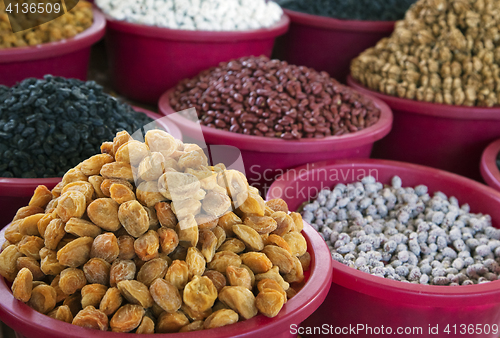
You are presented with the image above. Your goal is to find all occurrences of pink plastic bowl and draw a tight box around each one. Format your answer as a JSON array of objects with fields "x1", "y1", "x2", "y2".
[
  {"x1": 100, "y1": 11, "x2": 290, "y2": 104},
  {"x1": 0, "y1": 220, "x2": 332, "y2": 338},
  {"x1": 348, "y1": 75, "x2": 500, "y2": 181},
  {"x1": 267, "y1": 158, "x2": 500, "y2": 338},
  {"x1": 273, "y1": 9, "x2": 395, "y2": 82},
  {"x1": 0, "y1": 108, "x2": 182, "y2": 228},
  {"x1": 0, "y1": 8, "x2": 106, "y2": 86},
  {"x1": 159, "y1": 89, "x2": 393, "y2": 194},
  {"x1": 481, "y1": 139, "x2": 500, "y2": 192}
]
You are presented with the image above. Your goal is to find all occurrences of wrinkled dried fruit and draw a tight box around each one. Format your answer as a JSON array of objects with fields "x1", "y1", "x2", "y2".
[
  {"x1": 299, "y1": 252, "x2": 311, "y2": 271},
  {"x1": 186, "y1": 247, "x2": 206, "y2": 278},
  {"x1": 265, "y1": 234, "x2": 292, "y2": 255},
  {"x1": 203, "y1": 309, "x2": 239, "y2": 329},
  {"x1": 110, "y1": 184, "x2": 136, "y2": 204},
  {"x1": 18, "y1": 236, "x2": 44, "y2": 260},
  {"x1": 63, "y1": 293, "x2": 82, "y2": 317},
  {"x1": 72, "y1": 306, "x2": 108, "y2": 331},
  {"x1": 217, "y1": 212, "x2": 242, "y2": 237},
  {"x1": 117, "y1": 280, "x2": 154, "y2": 308},
  {"x1": 202, "y1": 270, "x2": 226, "y2": 293},
  {"x1": 110, "y1": 304, "x2": 145, "y2": 332},
  {"x1": 212, "y1": 226, "x2": 226, "y2": 249},
  {"x1": 283, "y1": 232, "x2": 307, "y2": 257},
  {"x1": 218, "y1": 286, "x2": 257, "y2": 320},
  {"x1": 117, "y1": 235, "x2": 136, "y2": 260},
  {"x1": 65, "y1": 218, "x2": 102, "y2": 238},
  {"x1": 218, "y1": 238, "x2": 246, "y2": 254},
  {"x1": 284, "y1": 256, "x2": 304, "y2": 283},
  {"x1": 17, "y1": 256, "x2": 44, "y2": 281},
  {"x1": 202, "y1": 190, "x2": 231, "y2": 217},
  {"x1": 256, "y1": 288, "x2": 285, "y2": 318},
  {"x1": 155, "y1": 202, "x2": 177, "y2": 229},
  {"x1": 28, "y1": 284, "x2": 57, "y2": 314},
  {"x1": 198, "y1": 229, "x2": 218, "y2": 263},
  {"x1": 87, "y1": 198, "x2": 121, "y2": 232},
  {"x1": 171, "y1": 198, "x2": 201, "y2": 219},
  {"x1": 12, "y1": 267, "x2": 33, "y2": 302},
  {"x1": 57, "y1": 236, "x2": 93, "y2": 268},
  {"x1": 244, "y1": 216, "x2": 277, "y2": 234},
  {"x1": 179, "y1": 320, "x2": 204, "y2": 332},
  {"x1": 115, "y1": 140, "x2": 149, "y2": 166},
  {"x1": 135, "y1": 230, "x2": 160, "y2": 261},
  {"x1": 59, "y1": 268, "x2": 86, "y2": 295},
  {"x1": 289, "y1": 212, "x2": 304, "y2": 232},
  {"x1": 266, "y1": 199, "x2": 289, "y2": 213},
  {"x1": 232, "y1": 224, "x2": 264, "y2": 251},
  {"x1": 138, "y1": 152, "x2": 165, "y2": 182},
  {"x1": 176, "y1": 217, "x2": 198, "y2": 247},
  {"x1": 137, "y1": 258, "x2": 169, "y2": 287},
  {"x1": 119, "y1": 200, "x2": 149, "y2": 238},
  {"x1": 150, "y1": 278, "x2": 182, "y2": 313},
  {"x1": 80, "y1": 154, "x2": 115, "y2": 176},
  {"x1": 136, "y1": 315, "x2": 155, "y2": 334},
  {"x1": 0, "y1": 245, "x2": 23, "y2": 281},
  {"x1": 255, "y1": 266, "x2": 289, "y2": 291},
  {"x1": 137, "y1": 181, "x2": 166, "y2": 208},
  {"x1": 61, "y1": 181, "x2": 94, "y2": 206},
  {"x1": 29, "y1": 185, "x2": 53, "y2": 209},
  {"x1": 44, "y1": 218, "x2": 66, "y2": 250},
  {"x1": 156, "y1": 311, "x2": 189, "y2": 333},
  {"x1": 208, "y1": 251, "x2": 242, "y2": 274},
  {"x1": 164, "y1": 260, "x2": 189, "y2": 290},
  {"x1": 183, "y1": 275, "x2": 218, "y2": 313},
  {"x1": 56, "y1": 191, "x2": 86, "y2": 222},
  {"x1": 89, "y1": 176, "x2": 106, "y2": 199},
  {"x1": 40, "y1": 248, "x2": 65, "y2": 276},
  {"x1": 81, "y1": 284, "x2": 108, "y2": 308},
  {"x1": 100, "y1": 287, "x2": 123, "y2": 316},
  {"x1": 157, "y1": 228, "x2": 179, "y2": 255},
  {"x1": 91, "y1": 233, "x2": 119, "y2": 263},
  {"x1": 262, "y1": 245, "x2": 294, "y2": 274},
  {"x1": 257, "y1": 279, "x2": 286, "y2": 303},
  {"x1": 240, "y1": 252, "x2": 272, "y2": 274},
  {"x1": 110, "y1": 260, "x2": 136, "y2": 287},
  {"x1": 84, "y1": 258, "x2": 111, "y2": 286},
  {"x1": 48, "y1": 305, "x2": 73, "y2": 323},
  {"x1": 226, "y1": 266, "x2": 252, "y2": 290},
  {"x1": 100, "y1": 162, "x2": 134, "y2": 182}
]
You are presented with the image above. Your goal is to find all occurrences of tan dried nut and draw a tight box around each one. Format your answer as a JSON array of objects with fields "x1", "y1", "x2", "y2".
[
  {"x1": 257, "y1": 279, "x2": 287, "y2": 303},
  {"x1": 203, "y1": 309, "x2": 239, "y2": 329},
  {"x1": 255, "y1": 266, "x2": 289, "y2": 291},
  {"x1": 256, "y1": 288, "x2": 285, "y2": 318},
  {"x1": 48, "y1": 305, "x2": 73, "y2": 323},
  {"x1": 0, "y1": 245, "x2": 23, "y2": 281},
  {"x1": 117, "y1": 280, "x2": 154, "y2": 308},
  {"x1": 100, "y1": 162, "x2": 134, "y2": 182},
  {"x1": 137, "y1": 258, "x2": 169, "y2": 287},
  {"x1": 233, "y1": 224, "x2": 264, "y2": 251},
  {"x1": 266, "y1": 199, "x2": 289, "y2": 213},
  {"x1": 40, "y1": 248, "x2": 65, "y2": 276},
  {"x1": 65, "y1": 218, "x2": 102, "y2": 238},
  {"x1": 299, "y1": 252, "x2": 311, "y2": 271},
  {"x1": 271, "y1": 212, "x2": 294, "y2": 236},
  {"x1": 218, "y1": 286, "x2": 257, "y2": 320},
  {"x1": 57, "y1": 236, "x2": 93, "y2": 268},
  {"x1": 217, "y1": 212, "x2": 242, "y2": 237},
  {"x1": 289, "y1": 212, "x2": 304, "y2": 232},
  {"x1": 100, "y1": 287, "x2": 123, "y2": 316},
  {"x1": 157, "y1": 228, "x2": 179, "y2": 255},
  {"x1": 218, "y1": 238, "x2": 245, "y2": 254},
  {"x1": 208, "y1": 251, "x2": 242, "y2": 274},
  {"x1": 110, "y1": 183, "x2": 136, "y2": 204},
  {"x1": 244, "y1": 216, "x2": 277, "y2": 234},
  {"x1": 12, "y1": 206, "x2": 44, "y2": 222},
  {"x1": 283, "y1": 232, "x2": 308, "y2": 257},
  {"x1": 59, "y1": 268, "x2": 86, "y2": 295},
  {"x1": 262, "y1": 245, "x2": 294, "y2": 274},
  {"x1": 158, "y1": 172, "x2": 200, "y2": 201},
  {"x1": 240, "y1": 252, "x2": 273, "y2": 274},
  {"x1": 138, "y1": 152, "x2": 165, "y2": 181},
  {"x1": 29, "y1": 185, "x2": 53, "y2": 209},
  {"x1": 87, "y1": 198, "x2": 121, "y2": 231},
  {"x1": 80, "y1": 154, "x2": 115, "y2": 176},
  {"x1": 118, "y1": 200, "x2": 149, "y2": 238},
  {"x1": 115, "y1": 140, "x2": 149, "y2": 166},
  {"x1": 137, "y1": 181, "x2": 166, "y2": 208},
  {"x1": 134, "y1": 230, "x2": 160, "y2": 261},
  {"x1": 164, "y1": 260, "x2": 189, "y2": 290},
  {"x1": 81, "y1": 284, "x2": 108, "y2": 308},
  {"x1": 19, "y1": 213, "x2": 44, "y2": 236},
  {"x1": 72, "y1": 306, "x2": 108, "y2": 331},
  {"x1": 83, "y1": 258, "x2": 111, "y2": 285},
  {"x1": 17, "y1": 256, "x2": 44, "y2": 281},
  {"x1": 145, "y1": 130, "x2": 177, "y2": 158},
  {"x1": 183, "y1": 275, "x2": 218, "y2": 313},
  {"x1": 156, "y1": 311, "x2": 189, "y2": 333},
  {"x1": 136, "y1": 316, "x2": 155, "y2": 334},
  {"x1": 18, "y1": 236, "x2": 44, "y2": 260},
  {"x1": 186, "y1": 247, "x2": 206, "y2": 278},
  {"x1": 28, "y1": 284, "x2": 57, "y2": 314},
  {"x1": 226, "y1": 266, "x2": 252, "y2": 290},
  {"x1": 12, "y1": 267, "x2": 33, "y2": 302},
  {"x1": 110, "y1": 259, "x2": 136, "y2": 287},
  {"x1": 150, "y1": 278, "x2": 182, "y2": 313},
  {"x1": 56, "y1": 191, "x2": 86, "y2": 222},
  {"x1": 110, "y1": 304, "x2": 145, "y2": 333}
]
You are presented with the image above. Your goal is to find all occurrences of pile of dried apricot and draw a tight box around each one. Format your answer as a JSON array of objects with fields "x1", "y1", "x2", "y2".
[{"x1": 0, "y1": 129, "x2": 310, "y2": 333}]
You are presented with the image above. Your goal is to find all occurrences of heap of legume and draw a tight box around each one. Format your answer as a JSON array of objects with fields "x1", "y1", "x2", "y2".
[
  {"x1": 302, "y1": 176, "x2": 500, "y2": 286},
  {"x1": 170, "y1": 56, "x2": 381, "y2": 140},
  {"x1": 351, "y1": 0, "x2": 500, "y2": 107},
  {"x1": 96, "y1": 0, "x2": 283, "y2": 31},
  {"x1": 0, "y1": 1, "x2": 93, "y2": 48},
  {"x1": 0, "y1": 75, "x2": 153, "y2": 178},
  {"x1": 0, "y1": 130, "x2": 310, "y2": 332},
  {"x1": 275, "y1": 0, "x2": 417, "y2": 21}
]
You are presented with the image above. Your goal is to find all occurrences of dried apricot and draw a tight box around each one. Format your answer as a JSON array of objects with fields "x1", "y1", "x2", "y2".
[
  {"x1": 203, "y1": 309, "x2": 239, "y2": 329},
  {"x1": 157, "y1": 228, "x2": 179, "y2": 255},
  {"x1": 65, "y1": 218, "x2": 102, "y2": 238},
  {"x1": 110, "y1": 259, "x2": 136, "y2": 287},
  {"x1": 137, "y1": 258, "x2": 168, "y2": 287},
  {"x1": 87, "y1": 198, "x2": 121, "y2": 232},
  {"x1": 226, "y1": 266, "x2": 251, "y2": 290},
  {"x1": 284, "y1": 256, "x2": 304, "y2": 284},
  {"x1": 29, "y1": 185, "x2": 53, "y2": 209},
  {"x1": 202, "y1": 190, "x2": 231, "y2": 217},
  {"x1": 118, "y1": 200, "x2": 149, "y2": 238},
  {"x1": 202, "y1": 270, "x2": 226, "y2": 293},
  {"x1": 117, "y1": 235, "x2": 136, "y2": 260},
  {"x1": 59, "y1": 268, "x2": 87, "y2": 295},
  {"x1": 40, "y1": 247, "x2": 65, "y2": 276},
  {"x1": 150, "y1": 278, "x2": 182, "y2": 313},
  {"x1": 164, "y1": 260, "x2": 189, "y2": 290},
  {"x1": 18, "y1": 236, "x2": 44, "y2": 260},
  {"x1": 135, "y1": 230, "x2": 160, "y2": 261},
  {"x1": 257, "y1": 279, "x2": 287, "y2": 303},
  {"x1": 137, "y1": 181, "x2": 166, "y2": 208},
  {"x1": 12, "y1": 267, "x2": 33, "y2": 302},
  {"x1": 56, "y1": 191, "x2": 86, "y2": 222},
  {"x1": 255, "y1": 266, "x2": 289, "y2": 291},
  {"x1": 28, "y1": 284, "x2": 57, "y2": 314},
  {"x1": 90, "y1": 233, "x2": 119, "y2": 263},
  {"x1": 262, "y1": 245, "x2": 294, "y2": 274},
  {"x1": 179, "y1": 320, "x2": 204, "y2": 332},
  {"x1": 136, "y1": 315, "x2": 155, "y2": 334},
  {"x1": 110, "y1": 183, "x2": 136, "y2": 204},
  {"x1": 138, "y1": 152, "x2": 165, "y2": 182},
  {"x1": 117, "y1": 280, "x2": 154, "y2": 308},
  {"x1": 183, "y1": 275, "x2": 218, "y2": 313},
  {"x1": 48, "y1": 305, "x2": 73, "y2": 323},
  {"x1": 100, "y1": 287, "x2": 123, "y2": 316},
  {"x1": 155, "y1": 202, "x2": 177, "y2": 229},
  {"x1": 283, "y1": 232, "x2": 307, "y2": 257},
  {"x1": 208, "y1": 251, "x2": 242, "y2": 274},
  {"x1": 271, "y1": 212, "x2": 294, "y2": 236},
  {"x1": 100, "y1": 162, "x2": 134, "y2": 182},
  {"x1": 299, "y1": 252, "x2": 311, "y2": 271},
  {"x1": 218, "y1": 286, "x2": 257, "y2": 320},
  {"x1": 0, "y1": 245, "x2": 23, "y2": 281},
  {"x1": 289, "y1": 212, "x2": 304, "y2": 232},
  {"x1": 57, "y1": 236, "x2": 93, "y2": 268},
  {"x1": 240, "y1": 252, "x2": 272, "y2": 274},
  {"x1": 19, "y1": 213, "x2": 44, "y2": 236},
  {"x1": 232, "y1": 224, "x2": 264, "y2": 251},
  {"x1": 266, "y1": 199, "x2": 289, "y2": 213},
  {"x1": 115, "y1": 140, "x2": 149, "y2": 166},
  {"x1": 156, "y1": 311, "x2": 189, "y2": 333},
  {"x1": 256, "y1": 288, "x2": 285, "y2": 318},
  {"x1": 217, "y1": 212, "x2": 242, "y2": 237},
  {"x1": 61, "y1": 181, "x2": 94, "y2": 206},
  {"x1": 83, "y1": 258, "x2": 111, "y2": 286},
  {"x1": 17, "y1": 256, "x2": 44, "y2": 281},
  {"x1": 72, "y1": 306, "x2": 108, "y2": 331},
  {"x1": 80, "y1": 154, "x2": 115, "y2": 176},
  {"x1": 88, "y1": 176, "x2": 106, "y2": 198},
  {"x1": 243, "y1": 216, "x2": 277, "y2": 234},
  {"x1": 110, "y1": 304, "x2": 145, "y2": 332},
  {"x1": 198, "y1": 229, "x2": 218, "y2": 263},
  {"x1": 81, "y1": 284, "x2": 108, "y2": 308}
]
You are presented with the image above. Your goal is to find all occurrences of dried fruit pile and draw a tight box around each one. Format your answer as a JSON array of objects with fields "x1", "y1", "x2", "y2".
[
  {"x1": 170, "y1": 56, "x2": 381, "y2": 140},
  {"x1": 351, "y1": 0, "x2": 500, "y2": 107},
  {"x1": 0, "y1": 129, "x2": 310, "y2": 333}
]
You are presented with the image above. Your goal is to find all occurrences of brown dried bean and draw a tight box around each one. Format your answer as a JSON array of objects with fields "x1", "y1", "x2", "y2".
[
  {"x1": 72, "y1": 306, "x2": 108, "y2": 331},
  {"x1": 18, "y1": 213, "x2": 44, "y2": 236},
  {"x1": 256, "y1": 288, "x2": 285, "y2": 318},
  {"x1": 262, "y1": 245, "x2": 294, "y2": 274},
  {"x1": 137, "y1": 258, "x2": 169, "y2": 287},
  {"x1": 110, "y1": 184, "x2": 136, "y2": 204},
  {"x1": 156, "y1": 311, "x2": 189, "y2": 333},
  {"x1": 100, "y1": 162, "x2": 134, "y2": 182},
  {"x1": 198, "y1": 229, "x2": 218, "y2": 262},
  {"x1": 110, "y1": 304, "x2": 145, "y2": 332},
  {"x1": 202, "y1": 270, "x2": 226, "y2": 293},
  {"x1": 117, "y1": 280, "x2": 154, "y2": 308},
  {"x1": 271, "y1": 212, "x2": 294, "y2": 236},
  {"x1": 179, "y1": 320, "x2": 204, "y2": 332},
  {"x1": 100, "y1": 287, "x2": 123, "y2": 316},
  {"x1": 240, "y1": 252, "x2": 273, "y2": 274},
  {"x1": 12, "y1": 206, "x2": 44, "y2": 222},
  {"x1": 115, "y1": 140, "x2": 149, "y2": 166},
  {"x1": 18, "y1": 236, "x2": 44, "y2": 260},
  {"x1": 135, "y1": 230, "x2": 160, "y2": 261},
  {"x1": 80, "y1": 154, "x2": 115, "y2": 176},
  {"x1": 255, "y1": 266, "x2": 289, "y2": 291},
  {"x1": 0, "y1": 245, "x2": 23, "y2": 281},
  {"x1": 118, "y1": 200, "x2": 149, "y2": 238},
  {"x1": 59, "y1": 268, "x2": 87, "y2": 295},
  {"x1": 12, "y1": 267, "x2": 33, "y2": 302},
  {"x1": 28, "y1": 284, "x2": 57, "y2": 314},
  {"x1": 208, "y1": 251, "x2": 242, "y2": 274},
  {"x1": 218, "y1": 238, "x2": 246, "y2": 254},
  {"x1": 57, "y1": 236, "x2": 93, "y2": 268},
  {"x1": 150, "y1": 278, "x2": 182, "y2": 313},
  {"x1": 29, "y1": 185, "x2": 53, "y2": 209},
  {"x1": 217, "y1": 212, "x2": 242, "y2": 237},
  {"x1": 164, "y1": 260, "x2": 189, "y2": 290},
  {"x1": 136, "y1": 315, "x2": 155, "y2": 334},
  {"x1": 232, "y1": 224, "x2": 264, "y2": 251},
  {"x1": 40, "y1": 248, "x2": 65, "y2": 276},
  {"x1": 226, "y1": 266, "x2": 252, "y2": 290},
  {"x1": 183, "y1": 275, "x2": 218, "y2": 313},
  {"x1": 17, "y1": 256, "x2": 44, "y2": 281},
  {"x1": 56, "y1": 191, "x2": 86, "y2": 222},
  {"x1": 203, "y1": 309, "x2": 239, "y2": 329},
  {"x1": 289, "y1": 212, "x2": 304, "y2": 232},
  {"x1": 110, "y1": 259, "x2": 136, "y2": 287},
  {"x1": 48, "y1": 305, "x2": 73, "y2": 323},
  {"x1": 283, "y1": 232, "x2": 307, "y2": 257},
  {"x1": 81, "y1": 284, "x2": 108, "y2": 308},
  {"x1": 137, "y1": 181, "x2": 166, "y2": 208},
  {"x1": 243, "y1": 216, "x2": 277, "y2": 234},
  {"x1": 65, "y1": 218, "x2": 102, "y2": 238},
  {"x1": 265, "y1": 199, "x2": 289, "y2": 213},
  {"x1": 83, "y1": 258, "x2": 111, "y2": 285},
  {"x1": 87, "y1": 198, "x2": 121, "y2": 232},
  {"x1": 218, "y1": 286, "x2": 257, "y2": 320}
]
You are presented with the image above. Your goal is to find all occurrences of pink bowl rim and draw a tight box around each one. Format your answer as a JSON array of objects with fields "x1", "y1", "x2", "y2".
[
  {"x1": 0, "y1": 222, "x2": 332, "y2": 338},
  {"x1": 0, "y1": 7, "x2": 106, "y2": 63},
  {"x1": 267, "y1": 158, "x2": 500, "y2": 307},
  {"x1": 158, "y1": 88, "x2": 393, "y2": 153},
  {"x1": 0, "y1": 107, "x2": 182, "y2": 189},
  {"x1": 99, "y1": 8, "x2": 290, "y2": 42},
  {"x1": 481, "y1": 139, "x2": 500, "y2": 192},
  {"x1": 348, "y1": 75, "x2": 500, "y2": 120},
  {"x1": 282, "y1": 8, "x2": 396, "y2": 32}
]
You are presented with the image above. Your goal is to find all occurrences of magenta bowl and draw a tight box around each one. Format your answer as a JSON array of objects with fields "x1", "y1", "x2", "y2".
[
  {"x1": 0, "y1": 108, "x2": 182, "y2": 228},
  {"x1": 481, "y1": 139, "x2": 500, "y2": 192},
  {"x1": 99, "y1": 9, "x2": 290, "y2": 104},
  {"x1": 267, "y1": 158, "x2": 500, "y2": 338},
  {"x1": 0, "y1": 8, "x2": 106, "y2": 86}
]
